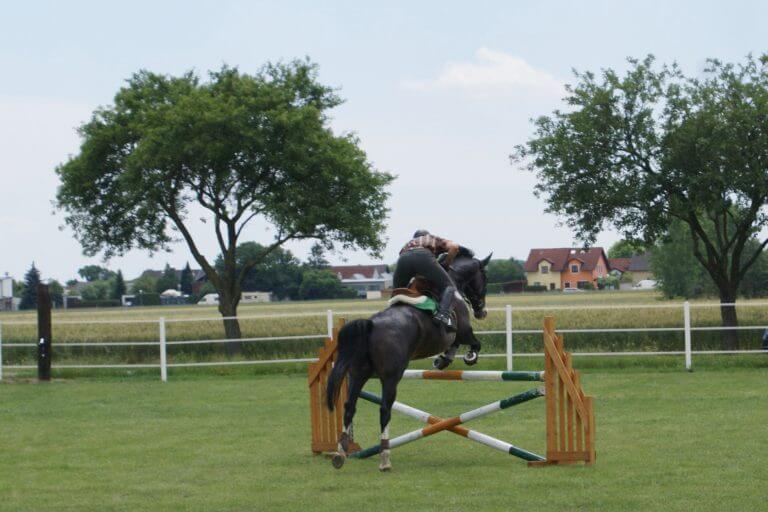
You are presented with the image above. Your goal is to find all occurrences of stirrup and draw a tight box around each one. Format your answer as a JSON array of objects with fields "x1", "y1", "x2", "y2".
[{"x1": 433, "y1": 312, "x2": 456, "y2": 332}]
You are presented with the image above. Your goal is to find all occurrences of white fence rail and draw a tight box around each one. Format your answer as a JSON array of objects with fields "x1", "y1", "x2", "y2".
[{"x1": 1, "y1": 301, "x2": 767, "y2": 381}]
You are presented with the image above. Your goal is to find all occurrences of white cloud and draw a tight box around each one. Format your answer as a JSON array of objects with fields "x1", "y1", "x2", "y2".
[{"x1": 402, "y1": 48, "x2": 564, "y2": 96}]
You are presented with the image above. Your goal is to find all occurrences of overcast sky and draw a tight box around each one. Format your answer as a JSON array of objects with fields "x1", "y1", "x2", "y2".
[{"x1": 1, "y1": 0, "x2": 766, "y2": 282}]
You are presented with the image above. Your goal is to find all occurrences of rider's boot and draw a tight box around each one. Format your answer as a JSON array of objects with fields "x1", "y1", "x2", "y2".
[{"x1": 433, "y1": 286, "x2": 457, "y2": 332}]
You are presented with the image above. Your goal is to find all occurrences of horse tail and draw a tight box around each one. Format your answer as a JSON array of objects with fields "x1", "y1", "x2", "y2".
[{"x1": 326, "y1": 319, "x2": 373, "y2": 411}]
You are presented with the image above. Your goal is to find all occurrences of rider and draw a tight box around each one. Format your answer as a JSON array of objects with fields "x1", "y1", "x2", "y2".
[{"x1": 394, "y1": 230, "x2": 461, "y2": 330}]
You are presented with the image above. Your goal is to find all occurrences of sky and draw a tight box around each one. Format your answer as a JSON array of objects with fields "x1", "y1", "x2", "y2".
[{"x1": 1, "y1": 0, "x2": 766, "y2": 282}]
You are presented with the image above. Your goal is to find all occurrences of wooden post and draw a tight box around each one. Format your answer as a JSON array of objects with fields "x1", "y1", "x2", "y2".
[{"x1": 37, "y1": 283, "x2": 52, "y2": 381}]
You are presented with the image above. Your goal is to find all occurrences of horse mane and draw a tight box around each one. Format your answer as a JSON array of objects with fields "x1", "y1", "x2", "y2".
[
  {"x1": 451, "y1": 250, "x2": 482, "y2": 282},
  {"x1": 456, "y1": 246, "x2": 475, "y2": 259}
]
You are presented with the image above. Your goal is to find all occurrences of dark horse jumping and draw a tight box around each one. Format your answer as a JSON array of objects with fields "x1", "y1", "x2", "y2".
[{"x1": 326, "y1": 251, "x2": 491, "y2": 471}]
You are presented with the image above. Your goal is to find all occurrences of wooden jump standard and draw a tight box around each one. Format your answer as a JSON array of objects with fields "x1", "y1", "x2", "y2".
[{"x1": 309, "y1": 316, "x2": 596, "y2": 466}]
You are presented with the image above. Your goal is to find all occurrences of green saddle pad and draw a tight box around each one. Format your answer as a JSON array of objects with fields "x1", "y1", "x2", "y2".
[{"x1": 388, "y1": 295, "x2": 438, "y2": 314}]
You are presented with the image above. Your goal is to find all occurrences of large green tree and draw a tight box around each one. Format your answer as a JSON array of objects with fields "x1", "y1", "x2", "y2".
[
  {"x1": 514, "y1": 55, "x2": 768, "y2": 349},
  {"x1": 298, "y1": 269, "x2": 357, "y2": 300},
  {"x1": 131, "y1": 274, "x2": 157, "y2": 295},
  {"x1": 56, "y1": 61, "x2": 392, "y2": 346},
  {"x1": 652, "y1": 218, "x2": 768, "y2": 300},
  {"x1": 485, "y1": 258, "x2": 525, "y2": 283},
  {"x1": 155, "y1": 264, "x2": 179, "y2": 294},
  {"x1": 650, "y1": 219, "x2": 716, "y2": 299},
  {"x1": 607, "y1": 240, "x2": 646, "y2": 259},
  {"x1": 78, "y1": 265, "x2": 114, "y2": 282}
]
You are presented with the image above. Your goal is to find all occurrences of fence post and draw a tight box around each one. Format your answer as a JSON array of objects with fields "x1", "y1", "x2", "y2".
[
  {"x1": 505, "y1": 304, "x2": 513, "y2": 371},
  {"x1": 0, "y1": 321, "x2": 3, "y2": 381},
  {"x1": 326, "y1": 310, "x2": 334, "y2": 339},
  {"x1": 159, "y1": 317, "x2": 167, "y2": 382},
  {"x1": 37, "y1": 284, "x2": 52, "y2": 381},
  {"x1": 683, "y1": 301, "x2": 692, "y2": 372}
]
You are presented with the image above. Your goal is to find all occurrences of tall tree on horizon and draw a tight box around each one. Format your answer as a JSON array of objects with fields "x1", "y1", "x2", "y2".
[
  {"x1": 56, "y1": 61, "x2": 392, "y2": 350},
  {"x1": 180, "y1": 263, "x2": 194, "y2": 295},
  {"x1": 514, "y1": 54, "x2": 768, "y2": 349},
  {"x1": 19, "y1": 263, "x2": 41, "y2": 310},
  {"x1": 112, "y1": 270, "x2": 127, "y2": 300},
  {"x1": 307, "y1": 242, "x2": 330, "y2": 269}
]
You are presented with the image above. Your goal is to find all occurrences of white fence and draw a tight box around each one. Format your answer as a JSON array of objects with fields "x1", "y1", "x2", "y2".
[{"x1": 0, "y1": 302, "x2": 766, "y2": 381}]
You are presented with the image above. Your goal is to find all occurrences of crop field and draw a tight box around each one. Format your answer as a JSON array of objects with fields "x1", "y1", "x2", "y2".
[
  {"x1": 1, "y1": 364, "x2": 766, "y2": 511},
  {"x1": 1, "y1": 291, "x2": 767, "y2": 368}
]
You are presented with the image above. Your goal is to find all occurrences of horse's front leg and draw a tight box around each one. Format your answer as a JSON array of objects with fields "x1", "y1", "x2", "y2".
[
  {"x1": 433, "y1": 342, "x2": 458, "y2": 370},
  {"x1": 455, "y1": 327, "x2": 481, "y2": 366}
]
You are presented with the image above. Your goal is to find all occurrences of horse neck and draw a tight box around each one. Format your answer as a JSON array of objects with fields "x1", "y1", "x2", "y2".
[{"x1": 449, "y1": 258, "x2": 474, "y2": 289}]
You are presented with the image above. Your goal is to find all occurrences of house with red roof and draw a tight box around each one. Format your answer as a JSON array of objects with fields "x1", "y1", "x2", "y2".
[
  {"x1": 524, "y1": 248, "x2": 610, "y2": 290},
  {"x1": 329, "y1": 264, "x2": 392, "y2": 298},
  {"x1": 608, "y1": 258, "x2": 632, "y2": 275}
]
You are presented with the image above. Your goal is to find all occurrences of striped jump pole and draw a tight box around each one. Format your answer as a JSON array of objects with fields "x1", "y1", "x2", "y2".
[
  {"x1": 403, "y1": 369, "x2": 544, "y2": 382},
  {"x1": 351, "y1": 388, "x2": 545, "y2": 462}
]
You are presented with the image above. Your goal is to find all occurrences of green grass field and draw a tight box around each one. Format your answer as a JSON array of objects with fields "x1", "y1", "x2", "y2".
[{"x1": 2, "y1": 363, "x2": 767, "y2": 511}]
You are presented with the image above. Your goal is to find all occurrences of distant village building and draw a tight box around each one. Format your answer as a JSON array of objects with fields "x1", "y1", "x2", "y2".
[
  {"x1": 330, "y1": 264, "x2": 392, "y2": 298},
  {"x1": 197, "y1": 291, "x2": 272, "y2": 306},
  {"x1": 627, "y1": 253, "x2": 653, "y2": 284},
  {"x1": 524, "y1": 248, "x2": 610, "y2": 290},
  {"x1": 0, "y1": 274, "x2": 18, "y2": 311},
  {"x1": 607, "y1": 258, "x2": 632, "y2": 276}
]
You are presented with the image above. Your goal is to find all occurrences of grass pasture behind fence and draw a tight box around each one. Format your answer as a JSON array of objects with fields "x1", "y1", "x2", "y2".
[{"x1": 1, "y1": 291, "x2": 767, "y2": 369}]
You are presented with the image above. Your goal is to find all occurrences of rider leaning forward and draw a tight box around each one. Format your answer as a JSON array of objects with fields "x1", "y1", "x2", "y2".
[{"x1": 393, "y1": 230, "x2": 464, "y2": 330}]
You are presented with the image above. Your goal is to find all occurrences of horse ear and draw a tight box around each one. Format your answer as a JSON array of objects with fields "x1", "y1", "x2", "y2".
[{"x1": 480, "y1": 253, "x2": 492, "y2": 268}]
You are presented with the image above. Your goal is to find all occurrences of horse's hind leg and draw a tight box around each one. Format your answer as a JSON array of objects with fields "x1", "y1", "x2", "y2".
[
  {"x1": 332, "y1": 371, "x2": 369, "y2": 469},
  {"x1": 378, "y1": 375, "x2": 399, "y2": 471}
]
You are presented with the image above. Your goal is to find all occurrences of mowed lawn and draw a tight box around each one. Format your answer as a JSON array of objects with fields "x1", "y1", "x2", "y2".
[{"x1": 1, "y1": 367, "x2": 766, "y2": 512}]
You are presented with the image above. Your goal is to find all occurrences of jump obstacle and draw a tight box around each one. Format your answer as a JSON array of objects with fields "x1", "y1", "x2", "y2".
[{"x1": 308, "y1": 316, "x2": 596, "y2": 466}]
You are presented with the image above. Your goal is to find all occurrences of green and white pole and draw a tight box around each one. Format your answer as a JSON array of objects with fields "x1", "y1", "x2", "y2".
[
  {"x1": 352, "y1": 388, "x2": 545, "y2": 462},
  {"x1": 402, "y1": 369, "x2": 544, "y2": 382}
]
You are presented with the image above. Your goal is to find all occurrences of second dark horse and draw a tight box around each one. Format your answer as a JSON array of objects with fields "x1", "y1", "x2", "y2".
[{"x1": 326, "y1": 251, "x2": 491, "y2": 471}]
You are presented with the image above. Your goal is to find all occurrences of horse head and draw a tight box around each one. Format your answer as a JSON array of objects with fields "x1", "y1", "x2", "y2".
[{"x1": 450, "y1": 251, "x2": 492, "y2": 319}]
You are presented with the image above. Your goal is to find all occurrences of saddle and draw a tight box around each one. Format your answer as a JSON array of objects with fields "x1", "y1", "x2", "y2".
[{"x1": 388, "y1": 277, "x2": 439, "y2": 314}]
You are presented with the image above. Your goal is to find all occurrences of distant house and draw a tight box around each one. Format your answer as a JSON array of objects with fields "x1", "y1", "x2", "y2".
[
  {"x1": 0, "y1": 274, "x2": 17, "y2": 311},
  {"x1": 524, "y1": 248, "x2": 610, "y2": 290},
  {"x1": 627, "y1": 253, "x2": 653, "y2": 284},
  {"x1": 330, "y1": 264, "x2": 392, "y2": 298},
  {"x1": 608, "y1": 258, "x2": 632, "y2": 277},
  {"x1": 197, "y1": 291, "x2": 272, "y2": 306}
]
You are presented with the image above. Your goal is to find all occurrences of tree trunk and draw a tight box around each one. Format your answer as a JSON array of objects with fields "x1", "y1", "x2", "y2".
[
  {"x1": 219, "y1": 294, "x2": 242, "y2": 356},
  {"x1": 718, "y1": 289, "x2": 739, "y2": 351}
]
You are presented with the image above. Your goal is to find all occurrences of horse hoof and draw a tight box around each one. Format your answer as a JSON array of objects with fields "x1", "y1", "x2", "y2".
[
  {"x1": 433, "y1": 355, "x2": 452, "y2": 370},
  {"x1": 463, "y1": 351, "x2": 479, "y2": 366},
  {"x1": 379, "y1": 449, "x2": 392, "y2": 471},
  {"x1": 331, "y1": 452, "x2": 346, "y2": 469}
]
